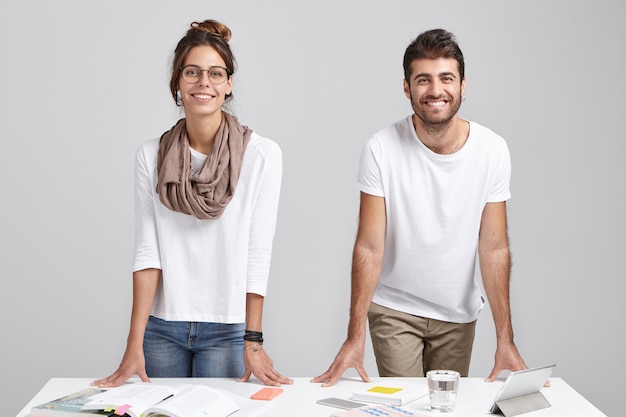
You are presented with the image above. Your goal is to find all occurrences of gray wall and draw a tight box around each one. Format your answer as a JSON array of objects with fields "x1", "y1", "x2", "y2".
[{"x1": 1, "y1": 1, "x2": 624, "y2": 416}]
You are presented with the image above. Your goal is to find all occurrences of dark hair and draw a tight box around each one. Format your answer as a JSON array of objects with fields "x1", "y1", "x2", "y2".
[
  {"x1": 169, "y1": 20, "x2": 236, "y2": 106},
  {"x1": 403, "y1": 29, "x2": 464, "y2": 83}
]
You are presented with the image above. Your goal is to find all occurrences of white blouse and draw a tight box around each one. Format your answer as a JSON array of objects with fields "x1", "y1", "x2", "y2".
[{"x1": 133, "y1": 132, "x2": 282, "y2": 323}]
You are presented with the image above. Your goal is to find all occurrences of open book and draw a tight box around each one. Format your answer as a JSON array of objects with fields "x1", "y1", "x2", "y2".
[{"x1": 79, "y1": 382, "x2": 259, "y2": 417}]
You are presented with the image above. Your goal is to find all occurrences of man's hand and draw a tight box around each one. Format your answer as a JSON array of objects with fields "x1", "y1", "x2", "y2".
[
  {"x1": 486, "y1": 341, "x2": 550, "y2": 387},
  {"x1": 311, "y1": 339, "x2": 370, "y2": 387},
  {"x1": 486, "y1": 340, "x2": 527, "y2": 381}
]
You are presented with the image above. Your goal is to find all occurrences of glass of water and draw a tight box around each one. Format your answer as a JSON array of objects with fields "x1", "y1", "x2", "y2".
[{"x1": 426, "y1": 370, "x2": 460, "y2": 412}]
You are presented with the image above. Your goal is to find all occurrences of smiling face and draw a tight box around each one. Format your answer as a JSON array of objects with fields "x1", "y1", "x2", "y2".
[
  {"x1": 403, "y1": 57, "x2": 465, "y2": 129},
  {"x1": 177, "y1": 45, "x2": 233, "y2": 120}
]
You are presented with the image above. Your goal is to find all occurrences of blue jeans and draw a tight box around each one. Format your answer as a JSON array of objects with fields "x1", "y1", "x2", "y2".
[{"x1": 143, "y1": 316, "x2": 245, "y2": 378}]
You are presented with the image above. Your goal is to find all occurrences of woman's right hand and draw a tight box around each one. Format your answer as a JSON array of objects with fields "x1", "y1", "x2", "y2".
[{"x1": 91, "y1": 346, "x2": 150, "y2": 388}]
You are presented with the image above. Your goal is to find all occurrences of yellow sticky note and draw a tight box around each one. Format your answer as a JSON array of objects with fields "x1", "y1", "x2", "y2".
[{"x1": 367, "y1": 386, "x2": 402, "y2": 395}]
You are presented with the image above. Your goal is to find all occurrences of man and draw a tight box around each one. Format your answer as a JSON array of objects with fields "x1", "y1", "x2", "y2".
[{"x1": 313, "y1": 29, "x2": 528, "y2": 387}]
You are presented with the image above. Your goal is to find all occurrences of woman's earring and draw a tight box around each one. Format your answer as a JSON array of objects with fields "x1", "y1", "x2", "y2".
[
  {"x1": 462, "y1": 95, "x2": 466, "y2": 102},
  {"x1": 176, "y1": 91, "x2": 182, "y2": 106}
]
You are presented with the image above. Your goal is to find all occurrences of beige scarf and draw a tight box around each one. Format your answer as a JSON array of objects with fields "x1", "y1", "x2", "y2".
[{"x1": 156, "y1": 113, "x2": 252, "y2": 219}]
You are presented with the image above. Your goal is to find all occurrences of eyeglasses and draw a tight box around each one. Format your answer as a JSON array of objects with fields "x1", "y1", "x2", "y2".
[{"x1": 179, "y1": 65, "x2": 231, "y2": 85}]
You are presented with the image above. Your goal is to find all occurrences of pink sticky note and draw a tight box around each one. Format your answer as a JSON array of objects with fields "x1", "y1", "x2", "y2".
[{"x1": 115, "y1": 404, "x2": 132, "y2": 416}]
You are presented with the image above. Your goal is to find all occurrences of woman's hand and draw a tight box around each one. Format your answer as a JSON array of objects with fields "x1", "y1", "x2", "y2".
[
  {"x1": 237, "y1": 342, "x2": 293, "y2": 386},
  {"x1": 92, "y1": 346, "x2": 150, "y2": 388}
]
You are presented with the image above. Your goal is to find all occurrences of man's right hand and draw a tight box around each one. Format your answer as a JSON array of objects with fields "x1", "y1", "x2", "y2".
[{"x1": 311, "y1": 339, "x2": 371, "y2": 387}]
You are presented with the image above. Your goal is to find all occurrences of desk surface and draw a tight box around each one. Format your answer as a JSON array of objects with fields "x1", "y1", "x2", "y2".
[{"x1": 18, "y1": 376, "x2": 606, "y2": 417}]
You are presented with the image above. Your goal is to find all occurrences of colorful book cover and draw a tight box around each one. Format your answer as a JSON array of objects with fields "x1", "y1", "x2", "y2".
[{"x1": 31, "y1": 388, "x2": 108, "y2": 417}]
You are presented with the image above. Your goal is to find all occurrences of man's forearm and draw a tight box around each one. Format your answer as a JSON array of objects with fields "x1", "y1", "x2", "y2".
[
  {"x1": 480, "y1": 246, "x2": 514, "y2": 342},
  {"x1": 347, "y1": 244, "x2": 383, "y2": 341}
]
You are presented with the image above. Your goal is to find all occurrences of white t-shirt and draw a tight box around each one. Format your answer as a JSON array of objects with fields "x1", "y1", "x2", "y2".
[
  {"x1": 133, "y1": 132, "x2": 282, "y2": 323},
  {"x1": 357, "y1": 115, "x2": 511, "y2": 323}
]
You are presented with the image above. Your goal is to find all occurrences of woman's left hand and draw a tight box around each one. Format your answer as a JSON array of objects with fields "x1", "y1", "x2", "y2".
[{"x1": 237, "y1": 342, "x2": 293, "y2": 386}]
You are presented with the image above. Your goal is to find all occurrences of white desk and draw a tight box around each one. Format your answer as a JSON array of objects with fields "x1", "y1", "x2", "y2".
[{"x1": 17, "y1": 377, "x2": 606, "y2": 417}]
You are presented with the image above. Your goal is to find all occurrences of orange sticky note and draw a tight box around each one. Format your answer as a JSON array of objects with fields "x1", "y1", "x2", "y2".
[{"x1": 250, "y1": 387, "x2": 284, "y2": 400}]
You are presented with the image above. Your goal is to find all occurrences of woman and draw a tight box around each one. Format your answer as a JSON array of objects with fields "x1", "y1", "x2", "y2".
[{"x1": 94, "y1": 19, "x2": 292, "y2": 387}]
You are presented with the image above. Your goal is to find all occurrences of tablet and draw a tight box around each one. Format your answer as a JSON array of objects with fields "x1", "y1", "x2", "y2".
[{"x1": 489, "y1": 364, "x2": 556, "y2": 414}]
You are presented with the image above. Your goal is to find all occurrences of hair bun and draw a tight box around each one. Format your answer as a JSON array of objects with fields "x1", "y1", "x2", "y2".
[{"x1": 189, "y1": 20, "x2": 231, "y2": 42}]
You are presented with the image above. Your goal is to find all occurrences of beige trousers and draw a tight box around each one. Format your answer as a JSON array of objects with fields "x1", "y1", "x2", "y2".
[{"x1": 368, "y1": 302, "x2": 477, "y2": 377}]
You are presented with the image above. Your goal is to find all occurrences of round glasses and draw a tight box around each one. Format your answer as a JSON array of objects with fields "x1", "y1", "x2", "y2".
[{"x1": 179, "y1": 65, "x2": 231, "y2": 85}]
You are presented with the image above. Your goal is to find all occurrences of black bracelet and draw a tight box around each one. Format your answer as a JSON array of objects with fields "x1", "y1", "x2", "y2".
[{"x1": 244, "y1": 330, "x2": 264, "y2": 344}]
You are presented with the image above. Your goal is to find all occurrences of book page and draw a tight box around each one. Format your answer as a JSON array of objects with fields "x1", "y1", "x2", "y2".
[
  {"x1": 82, "y1": 383, "x2": 190, "y2": 417},
  {"x1": 145, "y1": 386, "x2": 238, "y2": 417}
]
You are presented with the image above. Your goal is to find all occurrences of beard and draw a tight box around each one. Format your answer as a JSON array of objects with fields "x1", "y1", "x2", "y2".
[{"x1": 409, "y1": 92, "x2": 462, "y2": 133}]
